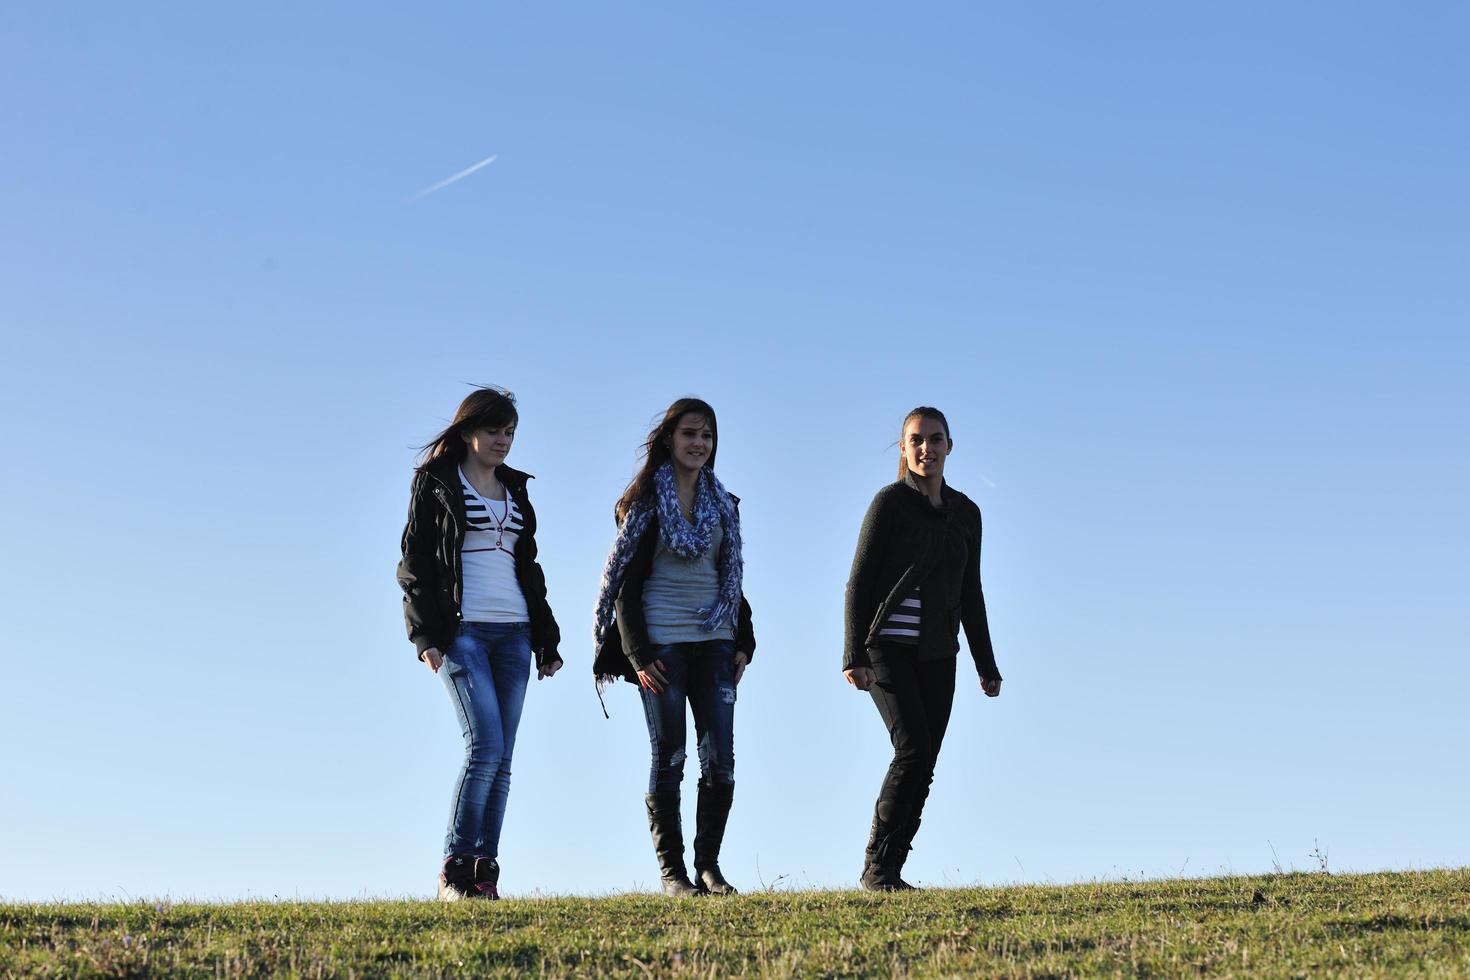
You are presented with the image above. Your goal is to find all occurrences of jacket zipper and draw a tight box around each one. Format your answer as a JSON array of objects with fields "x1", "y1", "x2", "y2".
[{"x1": 430, "y1": 478, "x2": 465, "y2": 618}]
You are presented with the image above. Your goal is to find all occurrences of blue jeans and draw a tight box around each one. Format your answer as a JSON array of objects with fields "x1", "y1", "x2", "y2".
[
  {"x1": 638, "y1": 639, "x2": 738, "y2": 795},
  {"x1": 439, "y1": 621, "x2": 532, "y2": 859}
]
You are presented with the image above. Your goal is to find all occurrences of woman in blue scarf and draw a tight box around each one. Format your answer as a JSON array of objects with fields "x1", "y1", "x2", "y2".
[{"x1": 593, "y1": 398, "x2": 756, "y2": 896}]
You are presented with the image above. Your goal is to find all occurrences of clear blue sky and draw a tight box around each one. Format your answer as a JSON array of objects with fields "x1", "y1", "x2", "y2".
[{"x1": 3, "y1": 2, "x2": 1466, "y2": 900}]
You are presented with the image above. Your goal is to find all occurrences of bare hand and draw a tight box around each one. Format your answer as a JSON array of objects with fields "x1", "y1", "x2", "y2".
[
  {"x1": 637, "y1": 659, "x2": 669, "y2": 694},
  {"x1": 734, "y1": 650, "x2": 749, "y2": 685},
  {"x1": 844, "y1": 667, "x2": 875, "y2": 691},
  {"x1": 538, "y1": 658, "x2": 563, "y2": 680},
  {"x1": 422, "y1": 647, "x2": 444, "y2": 673},
  {"x1": 981, "y1": 677, "x2": 1002, "y2": 697}
]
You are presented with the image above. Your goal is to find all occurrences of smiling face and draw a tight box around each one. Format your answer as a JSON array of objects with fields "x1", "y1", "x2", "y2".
[
  {"x1": 902, "y1": 415, "x2": 952, "y2": 481},
  {"x1": 461, "y1": 422, "x2": 516, "y2": 468},
  {"x1": 668, "y1": 413, "x2": 715, "y2": 475}
]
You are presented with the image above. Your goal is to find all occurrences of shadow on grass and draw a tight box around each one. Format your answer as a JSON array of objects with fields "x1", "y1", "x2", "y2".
[{"x1": 1325, "y1": 914, "x2": 1470, "y2": 936}]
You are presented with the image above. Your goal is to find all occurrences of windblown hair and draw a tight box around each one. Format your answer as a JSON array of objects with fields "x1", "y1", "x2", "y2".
[
  {"x1": 615, "y1": 397, "x2": 719, "y2": 523},
  {"x1": 897, "y1": 405, "x2": 951, "y2": 480},
  {"x1": 415, "y1": 386, "x2": 519, "y2": 471}
]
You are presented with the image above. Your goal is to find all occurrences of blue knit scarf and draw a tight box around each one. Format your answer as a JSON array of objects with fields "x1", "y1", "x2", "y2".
[{"x1": 593, "y1": 462, "x2": 743, "y2": 652}]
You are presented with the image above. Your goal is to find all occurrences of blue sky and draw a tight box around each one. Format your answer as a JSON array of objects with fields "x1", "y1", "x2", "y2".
[{"x1": 2, "y1": 2, "x2": 1466, "y2": 900}]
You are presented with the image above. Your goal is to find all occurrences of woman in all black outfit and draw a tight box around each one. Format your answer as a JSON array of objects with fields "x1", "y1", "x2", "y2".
[
  {"x1": 593, "y1": 398, "x2": 755, "y2": 897},
  {"x1": 397, "y1": 387, "x2": 563, "y2": 900},
  {"x1": 843, "y1": 406, "x2": 1003, "y2": 891}
]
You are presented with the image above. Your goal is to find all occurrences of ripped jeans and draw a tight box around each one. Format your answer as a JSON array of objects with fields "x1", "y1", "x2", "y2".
[{"x1": 637, "y1": 639, "x2": 737, "y2": 794}]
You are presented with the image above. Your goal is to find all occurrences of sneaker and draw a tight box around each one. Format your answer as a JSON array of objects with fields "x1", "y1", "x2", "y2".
[
  {"x1": 437, "y1": 854, "x2": 476, "y2": 901},
  {"x1": 473, "y1": 857, "x2": 501, "y2": 900}
]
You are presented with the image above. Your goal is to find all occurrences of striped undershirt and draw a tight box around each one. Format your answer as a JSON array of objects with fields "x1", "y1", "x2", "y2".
[
  {"x1": 458, "y1": 469, "x2": 528, "y2": 623},
  {"x1": 876, "y1": 586, "x2": 921, "y2": 645}
]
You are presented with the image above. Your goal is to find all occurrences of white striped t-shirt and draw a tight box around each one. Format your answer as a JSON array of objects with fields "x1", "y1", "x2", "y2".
[
  {"x1": 876, "y1": 586, "x2": 921, "y2": 645},
  {"x1": 459, "y1": 469, "x2": 529, "y2": 623}
]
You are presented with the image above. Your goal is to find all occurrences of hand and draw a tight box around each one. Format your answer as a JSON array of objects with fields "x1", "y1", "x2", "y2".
[
  {"x1": 422, "y1": 647, "x2": 444, "y2": 673},
  {"x1": 637, "y1": 659, "x2": 669, "y2": 694},
  {"x1": 733, "y1": 650, "x2": 749, "y2": 685},
  {"x1": 844, "y1": 667, "x2": 875, "y2": 691},
  {"x1": 981, "y1": 677, "x2": 1002, "y2": 697},
  {"x1": 538, "y1": 658, "x2": 563, "y2": 680}
]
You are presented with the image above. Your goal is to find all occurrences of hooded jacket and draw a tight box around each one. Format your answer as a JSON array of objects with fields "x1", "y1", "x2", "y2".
[
  {"x1": 843, "y1": 474, "x2": 1000, "y2": 681},
  {"x1": 397, "y1": 457, "x2": 561, "y2": 668}
]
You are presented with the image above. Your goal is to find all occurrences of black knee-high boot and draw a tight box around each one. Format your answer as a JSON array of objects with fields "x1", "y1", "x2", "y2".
[
  {"x1": 645, "y1": 791, "x2": 705, "y2": 897},
  {"x1": 693, "y1": 779, "x2": 737, "y2": 895}
]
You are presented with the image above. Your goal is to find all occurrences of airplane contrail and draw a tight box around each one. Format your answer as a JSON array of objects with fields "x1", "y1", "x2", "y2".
[{"x1": 407, "y1": 153, "x2": 498, "y2": 202}]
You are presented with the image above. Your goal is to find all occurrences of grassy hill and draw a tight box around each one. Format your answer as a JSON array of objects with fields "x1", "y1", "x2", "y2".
[{"x1": 4, "y1": 869, "x2": 1467, "y2": 977}]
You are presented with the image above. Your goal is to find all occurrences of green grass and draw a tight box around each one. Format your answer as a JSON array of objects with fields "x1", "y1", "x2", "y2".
[{"x1": 4, "y1": 870, "x2": 1468, "y2": 977}]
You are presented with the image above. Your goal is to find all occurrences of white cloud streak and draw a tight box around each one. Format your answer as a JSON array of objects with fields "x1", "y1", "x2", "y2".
[{"x1": 407, "y1": 153, "x2": 498, "y2": 202}]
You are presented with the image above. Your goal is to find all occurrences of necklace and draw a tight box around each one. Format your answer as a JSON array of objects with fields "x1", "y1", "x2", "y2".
[
  {"x1": 462, "y1": 466, "x2": 511, "y2": 549},
  {"x1": 484, "y1": 494, "x2": 509, "y2": 548}
]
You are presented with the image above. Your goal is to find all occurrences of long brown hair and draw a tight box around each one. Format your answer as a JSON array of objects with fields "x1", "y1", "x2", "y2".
[
  {"x1": 415, "y1": 386, "x2": 519, "y2": 471},
  {"x1": 896, "y1": 405, "x2": 951, "y2": 480},
  {"x1": 615, "y1": 398, "x2": 719, "y2": 523}
]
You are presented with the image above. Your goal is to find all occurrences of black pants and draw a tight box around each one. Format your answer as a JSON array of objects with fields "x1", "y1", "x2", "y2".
[{"x1": 868, "y1": 646, "x2": 957, "y2": 842}]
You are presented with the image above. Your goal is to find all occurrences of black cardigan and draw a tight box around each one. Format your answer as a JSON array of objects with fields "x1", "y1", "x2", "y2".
[
  {"x1": 843, "y1": 475, "x2": 1000, "y2": 681},
  {"x1": 396, "y1": 458, "x2": 562, "y2": 668},
  {"x1": 593, "y1": 511, "x2": 756, "y2": 684}
]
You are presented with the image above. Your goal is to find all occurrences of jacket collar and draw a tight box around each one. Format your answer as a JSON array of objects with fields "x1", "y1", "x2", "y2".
[
  {"x1": 901, "y1": 471, "x2": 953, "y2": 510},
  {"x1": 424, "y1": 456, "x2": 534, "y2": 493},
  {"x1": 497, "y1": 463, "x2": 534, "y2": 489}
]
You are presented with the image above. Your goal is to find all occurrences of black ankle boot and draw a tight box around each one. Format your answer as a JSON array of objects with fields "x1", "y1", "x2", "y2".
[
  {"x1": 860, "y1": 805, "x2": 916, "y2": 892},
  {"x1": 645, "y1": 791, "x2": 705, "y2": 897},
  {"x1": 890, "y1": 782, "x2": 933, "y2": 889},
  {"x1": 693, "y1": 779, "x2": 737, "y2": 895}
]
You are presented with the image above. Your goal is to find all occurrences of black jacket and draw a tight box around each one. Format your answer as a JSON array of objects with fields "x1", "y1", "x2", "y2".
[
  {"x1": 844, "y1": 475, "x2": 1000, "y2": 681},
  {"x1": 397, "y1": 458, "x2": 562, "y2": 668},
  {"x1": 593, "y1": 510, "x2": 756, "y2": 684}
]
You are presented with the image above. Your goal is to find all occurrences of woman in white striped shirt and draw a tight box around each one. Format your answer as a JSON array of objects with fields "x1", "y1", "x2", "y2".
[{"x1": 398, "y1": 387, "x2": 563, "y2": 900}]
